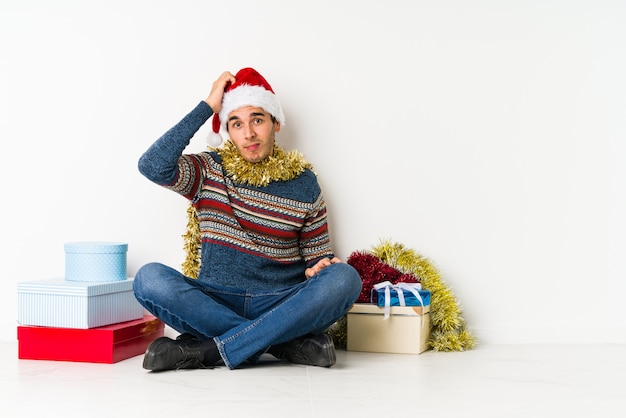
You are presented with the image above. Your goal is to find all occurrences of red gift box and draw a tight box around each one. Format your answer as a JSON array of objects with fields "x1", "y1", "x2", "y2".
[{"x1": 17, "y1": 315, "x2": 164, "y2": 363}]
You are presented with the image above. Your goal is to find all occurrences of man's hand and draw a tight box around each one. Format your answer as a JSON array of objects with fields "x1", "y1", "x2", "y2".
[
  {"x1": 205, "y1": 71, "x2": 236, "y2": 113},
  {"x1": 305, "y1": 257, "x2": 342, "y2": 279}
]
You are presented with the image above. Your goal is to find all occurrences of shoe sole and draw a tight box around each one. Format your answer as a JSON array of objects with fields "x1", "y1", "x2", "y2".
[
  {"x1": 314, "y1": 334, "x2": 336, "y2": 367},
  {"x1": 318, "y1": 336, "x2": 336, "y2": 367}
]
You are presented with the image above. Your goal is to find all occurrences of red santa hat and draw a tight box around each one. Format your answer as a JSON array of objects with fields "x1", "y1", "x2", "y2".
[{"x1": 207, "y1": 67, "x2": 285, "y2": 146}]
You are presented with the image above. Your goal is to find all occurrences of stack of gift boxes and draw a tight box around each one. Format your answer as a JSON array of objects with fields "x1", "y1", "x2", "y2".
[
  {"x1": 346, "y1": 281, "x2": 432, "y2": 354},
  {"x1": 16, "y1": 242, "x2": 164, "y2": 363}
]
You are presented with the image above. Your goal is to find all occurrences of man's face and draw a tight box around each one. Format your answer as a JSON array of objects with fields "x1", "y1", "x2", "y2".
[{"x1": 227, "y1": 106, "x2": 280, "y2": 163}]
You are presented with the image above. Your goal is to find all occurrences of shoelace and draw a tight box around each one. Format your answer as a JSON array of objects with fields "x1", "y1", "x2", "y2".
[{"x1": 176, "y1": 358, "x2": 212, "y2": 370}]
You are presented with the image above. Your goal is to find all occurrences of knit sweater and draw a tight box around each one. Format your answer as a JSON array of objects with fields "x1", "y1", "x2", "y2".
[{"x1": 138, "y1": 101, "x2": 334, "y2": 290}]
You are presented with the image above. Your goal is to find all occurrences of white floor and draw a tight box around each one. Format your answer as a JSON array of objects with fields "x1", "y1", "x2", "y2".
[{"x1": 1, "y1": 338, "x2": 625, "y2": 418}]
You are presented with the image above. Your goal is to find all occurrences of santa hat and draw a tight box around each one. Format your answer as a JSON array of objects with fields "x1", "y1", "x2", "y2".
[{"x1": 207, "y1": 67, "x2": 285, "y2": 147}]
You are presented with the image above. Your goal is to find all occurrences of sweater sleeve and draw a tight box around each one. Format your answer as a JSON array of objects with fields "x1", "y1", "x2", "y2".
[
  {"x1": 138, "y1": 101, "x2": 214, "y2": 185},
  {"x1": 300, "y1": 189, "x2": 335, "y2": 266}
]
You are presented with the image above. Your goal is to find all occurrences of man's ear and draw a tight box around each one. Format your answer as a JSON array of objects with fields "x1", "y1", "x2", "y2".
[{"x1": 274, "y1": 121, "x2": 281, "y2": 133}]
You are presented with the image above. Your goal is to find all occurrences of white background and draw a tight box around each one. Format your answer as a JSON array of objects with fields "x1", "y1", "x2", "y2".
[{"x1": 1, "y1": 0, "x2": 624, "y2": 344}]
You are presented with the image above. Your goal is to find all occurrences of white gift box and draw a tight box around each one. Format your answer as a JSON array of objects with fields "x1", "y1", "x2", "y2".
[
  {"x1": 346, "y1": 303, "x2": 431, "y2": 354},
  {"x1": 17, "y1": 278, "x2": 144, "y2": 329}
]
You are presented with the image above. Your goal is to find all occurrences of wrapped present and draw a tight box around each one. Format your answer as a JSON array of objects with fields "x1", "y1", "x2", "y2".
[
  {"x1": 17, "y1": 277, "x2": 144, "y2": 329},
  {"x1": 64, "y1": 241, "x2": 128, "y2": 282},
  {"x1": 346, "y1": 303, "x2": 430, "y2": 354},
  {"x1": 371, "y1": 281, "x2": 431, "y2": 319},
  {"x1": 17, "y1": 315, "x2": 164, "y2": 363}
]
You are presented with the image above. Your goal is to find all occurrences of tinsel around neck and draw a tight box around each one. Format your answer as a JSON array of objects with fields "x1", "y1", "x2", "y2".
[{"x1": 214, "y1": 141, "x2": 313, "y2": 187}]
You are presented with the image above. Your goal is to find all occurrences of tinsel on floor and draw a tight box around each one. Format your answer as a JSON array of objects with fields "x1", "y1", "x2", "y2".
[{"x1": 328, "y1": 239, "x2": 476, "y2": 352}]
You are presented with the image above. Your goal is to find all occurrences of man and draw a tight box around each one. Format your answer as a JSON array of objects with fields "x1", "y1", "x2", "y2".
[{"x1": 134, "y1": 67, "x2": 362, "y2": 371}]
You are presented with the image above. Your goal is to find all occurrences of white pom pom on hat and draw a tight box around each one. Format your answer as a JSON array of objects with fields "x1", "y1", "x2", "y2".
[
  {"x1": 206, "y1": 67, "x2": 285, "y2": 146},
  {"x1": 206, "y1": 130, "x2": 224, "y2": 147}
]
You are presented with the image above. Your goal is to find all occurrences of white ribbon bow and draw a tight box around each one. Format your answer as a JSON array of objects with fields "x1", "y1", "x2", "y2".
[{"x1": 373, "y1": 281, "x2": 424, "y2": 319}]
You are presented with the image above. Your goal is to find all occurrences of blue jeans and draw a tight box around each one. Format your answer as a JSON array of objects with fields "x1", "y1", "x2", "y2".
[{"x1": 133, "y1": 262, "x2": 362, "y2": 369}]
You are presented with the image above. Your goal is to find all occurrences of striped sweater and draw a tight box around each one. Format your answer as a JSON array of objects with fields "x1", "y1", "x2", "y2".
[{"x1": 138, "y1": 101, "x2": 334, "y2": 290}]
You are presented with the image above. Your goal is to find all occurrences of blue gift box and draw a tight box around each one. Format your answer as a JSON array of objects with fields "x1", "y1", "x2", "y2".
[
  {"x1": 64, "y1": 241, "x2": 128, "y2": 282},
  {"x1": 371, "y1": 285, "x2": 431, "y2": 307},
  {"x1": 17, "y1": 277, "x2": 144, "y2": 329}
]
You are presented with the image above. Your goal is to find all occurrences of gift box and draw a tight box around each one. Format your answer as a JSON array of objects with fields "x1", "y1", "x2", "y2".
[
  {"x1": 371, "y1": 284, "x2": 431, "y2": 308},
  {"x1": 64, "y1": 241, "x2": 128, "y2": 282},
  {"x1": 17, "y1": 278, "x2": 144, "y2": 329},
  {"x1": 17, "y1": 315, "x2": 164, "y2": 363},
  {"x1": 346, "y1": 303, "x2": 431, "y2": 354}
]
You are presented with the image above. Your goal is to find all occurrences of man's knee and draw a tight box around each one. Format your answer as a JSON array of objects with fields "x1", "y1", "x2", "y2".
[
  {"x1": 341, "y1": 262, "x2": 363, "y2": 298},
  {"x1": 320, "y1": 262, "x2": 362, "y2": 300},
  {"x1": 133, "y1": 262, "x2": 171, "y2": 298}
]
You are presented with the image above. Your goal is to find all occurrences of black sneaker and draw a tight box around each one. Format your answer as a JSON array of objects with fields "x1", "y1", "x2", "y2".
[
  {"x1": 143, "y1": 336, "x2": 207, "y2": 372},
  {"x1": 271, "y1": 333, "x2": 337, "y2": 367}
]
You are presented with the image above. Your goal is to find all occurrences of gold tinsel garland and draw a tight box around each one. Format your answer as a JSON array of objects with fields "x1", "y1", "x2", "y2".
[
  {"x1": 182, "y1": 203, "x2": 202, "y2": 278},
  {"x1": 218, "y1": 140, "x2": 313, "y2": 187},
  {"x1": 371, "y1": 239, "x2": 476, "y2": 352},
  {"x1": 181, "y1": 142, "x2": 313, "y2": 277},
  {"x1": 326, "y1": 315, "x2": 348, "y2": 350},
  {"x1": 326, "y1": 239, "x2": 476, "y2": 352}
]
